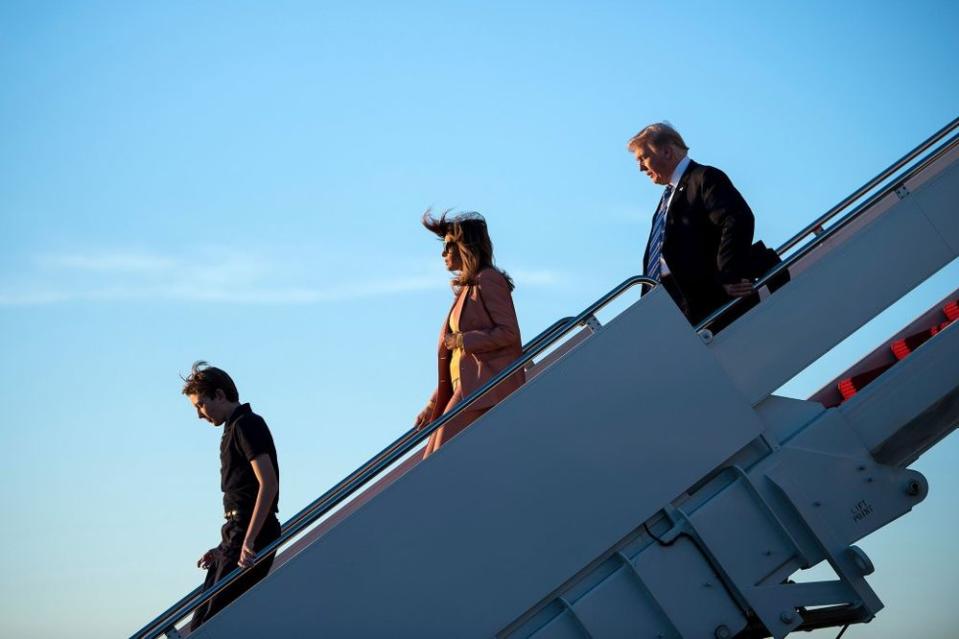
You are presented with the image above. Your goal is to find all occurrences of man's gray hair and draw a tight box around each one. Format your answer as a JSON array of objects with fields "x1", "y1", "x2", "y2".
[{"x1": 627, "y1": 122, "x2": 689, "y2": 153}]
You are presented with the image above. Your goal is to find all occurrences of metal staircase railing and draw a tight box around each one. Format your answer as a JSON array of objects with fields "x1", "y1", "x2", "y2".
[
  {"x1": 698, "y1": 115, "x2": 959, "y2": 333},
  {"x1": 131, "y1": 276, "x2": 658, "y2": 639},
  {"x1": 133, "y1": 114, "x2": 959, "y2": 639}
]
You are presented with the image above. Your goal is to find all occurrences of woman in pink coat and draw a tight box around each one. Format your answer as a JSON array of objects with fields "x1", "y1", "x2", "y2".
[{"x1": 414, "y1": 210, "x2": 525, "y2": 458}]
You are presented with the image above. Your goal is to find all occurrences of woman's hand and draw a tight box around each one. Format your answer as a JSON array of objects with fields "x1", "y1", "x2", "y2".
[
  {"x1": 414, "y1": 405, "x2": 433, "y2": 430},
  {"x1": 443, "y1": 332, "x2": 462, "y2": 350}
]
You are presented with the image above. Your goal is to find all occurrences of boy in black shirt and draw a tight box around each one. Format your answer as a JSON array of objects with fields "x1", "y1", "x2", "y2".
[{"x1": 181, "y1": 361, "x2": 281, "y2": 630}]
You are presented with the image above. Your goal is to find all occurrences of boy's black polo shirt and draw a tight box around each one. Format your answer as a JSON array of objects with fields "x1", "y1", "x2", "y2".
[{"x1": 220, "y1": 403, "x2": 279, "y2": 515}]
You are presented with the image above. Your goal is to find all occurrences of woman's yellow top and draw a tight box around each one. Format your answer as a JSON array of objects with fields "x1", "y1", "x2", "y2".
[{"x1": 449, "y1": 309, "x2": 462, "y2": 389}]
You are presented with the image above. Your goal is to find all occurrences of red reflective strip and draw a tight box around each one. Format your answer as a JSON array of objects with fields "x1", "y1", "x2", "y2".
[
  {"x1": 839, "y1": 309, "x2": 956, "y2": 403},
  {"x1": 837, "y1": 363, "x2": 896, "y2": 403},
  {"x1": 891, "y1": 339, "x2": 911, "y2": 360},
  {"x1": 838, "y1": 378, "x2": 858, "y2": 400}
]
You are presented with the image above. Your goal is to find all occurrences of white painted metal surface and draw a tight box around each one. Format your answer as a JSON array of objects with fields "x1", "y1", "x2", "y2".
[
  {"x1": 147, "y1": 124, "x2": 959, "y2": 639},
  {"x1": 711, "y1": 146, "x2": 959, "y2": 405},
  {"x1": 193, "y1": 290, "x2": 770, "y2": 637}
]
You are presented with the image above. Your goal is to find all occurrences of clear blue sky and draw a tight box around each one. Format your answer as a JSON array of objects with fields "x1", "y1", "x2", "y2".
[{"x1": 1, "y1": 2, "x2": 957, "y2": 637}]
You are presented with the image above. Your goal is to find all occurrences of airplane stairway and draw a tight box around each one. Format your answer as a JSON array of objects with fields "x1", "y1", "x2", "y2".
[
  {"x1": 503, "y1": 286, "x2": 959, "y2": 639},
  {"x1": 132, "y1": 116, "x2": 959, "y2": 639}
]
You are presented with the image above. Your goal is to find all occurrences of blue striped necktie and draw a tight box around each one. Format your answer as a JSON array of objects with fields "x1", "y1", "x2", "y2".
[{"x1": 645, "y1": 184, "x2": 673, "y2": 281}]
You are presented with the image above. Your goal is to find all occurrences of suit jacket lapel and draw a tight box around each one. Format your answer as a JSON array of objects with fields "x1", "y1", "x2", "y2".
[
  {"x1": 666, "y1": 159, "x2": 696, "y2": 220},
  {"x1": 643, "y1": 161, "x2": 697, "y2": 273}
]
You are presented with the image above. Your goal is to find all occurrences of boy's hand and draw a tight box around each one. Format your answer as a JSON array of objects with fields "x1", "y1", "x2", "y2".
[
  {"x1": 238, "y1": 542, "x2": 256, "y2": 568},
  {"x1": 197, "y1": 549, "x2": 215, "y2": 570}
]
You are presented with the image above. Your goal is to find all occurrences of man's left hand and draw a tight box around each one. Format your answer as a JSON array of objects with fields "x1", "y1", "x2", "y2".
[
  {"x1": 238, "y1": 542, "x2": 256, "y2": 568},
  {"x1": 723, "y1": 279, "x2": 755, "y2": 297}
]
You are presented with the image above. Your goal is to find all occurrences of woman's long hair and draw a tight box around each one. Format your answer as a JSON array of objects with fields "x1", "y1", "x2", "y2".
[{"x1": 422, "y1": 209, "x2": 514, "y2": 291}]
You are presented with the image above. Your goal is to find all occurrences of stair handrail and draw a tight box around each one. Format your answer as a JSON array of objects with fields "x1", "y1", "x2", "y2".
[
  {"x1": 136, "y1": 116, "x2": 959, "y2": 638},
  {"x1": 131, "y1": 276, "x2": 657, "y2": 639},
  {"x1": 777, "y1": 115, "x2": 959, "y2": 256},
  {"x1": 273, "y1": 315, "x2": 576, "y2": 539},
  {"x1": 698, "y1": 116, "x2": 959, "y2": 333}
]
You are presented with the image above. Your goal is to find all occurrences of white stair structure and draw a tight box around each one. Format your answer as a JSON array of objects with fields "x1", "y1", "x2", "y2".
[{"x1": 133, "y1": 117, "x2": 959, "y2": 639}]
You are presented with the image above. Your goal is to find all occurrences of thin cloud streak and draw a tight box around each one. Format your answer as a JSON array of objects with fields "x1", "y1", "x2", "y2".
[
  {"x1": 511, "y1": 269, "x2": 560, "y2": 286},
  {"x1": 1, "y1": 250, "x2": 562, "y2": 306},
  {"x1": 37, "y1": 252, "x2": 179, "y2": 272}
]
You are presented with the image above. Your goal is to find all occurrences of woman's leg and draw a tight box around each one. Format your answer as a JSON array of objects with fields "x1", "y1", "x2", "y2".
[{"x1": 423, "y1": 388, "x2": 488, "y2": 458}]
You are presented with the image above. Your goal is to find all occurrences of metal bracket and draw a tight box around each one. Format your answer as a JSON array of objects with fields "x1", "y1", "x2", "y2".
[
  {"x1": 556, "y1": 596, "x2": 595, "y2": 639},
  {"x1": 725, "y1": 466, "x2": 804, "y2": 562},
  {"x1": 664, "y1": 500, "x2": 804, "y2": 637},
  {"x1": 647, "y1": 465, "x2": 883, "y2": 638},
  {"x1": 613, "y1": 551, "x2": 684, "y2": 638},
  {"x1": 162, "y1": 626, "x2": 182, "y2": 639},
  {"x1": 758, "y1": 431, "x2": 781, "y2": 454},
  {"x1": 894, "y1": 184, "x2": 911, "y2": 199},
  {"x1": 763, "y1": 471, "x2": 884, "y2": 619},
  {"x1": 584, "y1": 315, "x2": 603, "y2": 333}
]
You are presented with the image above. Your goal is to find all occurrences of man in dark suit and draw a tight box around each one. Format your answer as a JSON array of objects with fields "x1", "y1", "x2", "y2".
[{"x1": 628, "y1": 122, "x2": 756, "y2": 330}]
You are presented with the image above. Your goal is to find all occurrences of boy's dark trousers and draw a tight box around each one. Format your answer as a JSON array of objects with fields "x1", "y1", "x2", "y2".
[{"x1": 189, "y1": 514, "x2": 282, "y2": 630}]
